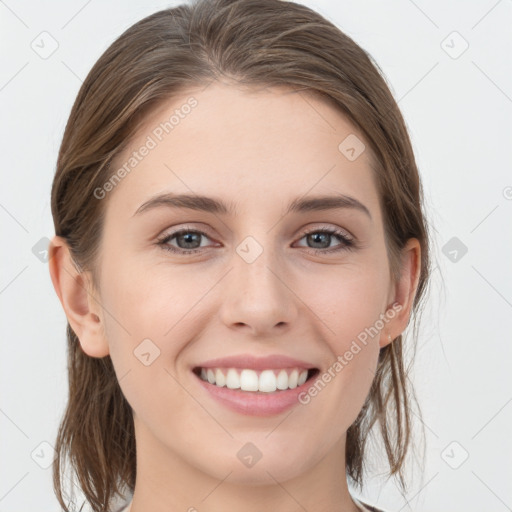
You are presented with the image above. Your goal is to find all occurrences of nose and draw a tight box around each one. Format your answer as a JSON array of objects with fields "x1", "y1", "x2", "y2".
[{"x1": 219, "y1": 241, "x2": 298, "y2": 337}]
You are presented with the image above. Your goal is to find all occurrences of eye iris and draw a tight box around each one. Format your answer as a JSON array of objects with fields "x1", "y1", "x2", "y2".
[
  {"x1": 308, "y1": 232, "x2": 330, "y2": 249},
  {"x1": 178, "y1": 232, "x2": 201, "y2": 249}
]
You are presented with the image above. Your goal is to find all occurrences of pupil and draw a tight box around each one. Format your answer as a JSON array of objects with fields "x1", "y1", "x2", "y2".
[
  {"x1": 180, "y1": 233, "x2": 199, "y2": 248},
  {"x1": 310, "y1": 233, "x2": 329, "y2": 248}
]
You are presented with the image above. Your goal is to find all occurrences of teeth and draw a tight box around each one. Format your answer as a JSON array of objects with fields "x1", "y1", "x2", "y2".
[
  {"x1": 259, "y1": 370, "x2": 276, "y2": 392},
  {"x1": 197, "y1": 367, "x2": 310, "y2": 392},
  {"x1": 226, "y1": 368, "x2": 241, "y2": 389},
  {"x1": 297, "y1": 369, "x2": 308, "y2": 386},
  {"x1": 215, "y1": 369, "x2": 226, "y2": 387},
  {"x1": 288, "y1": 369, "x2": 298, "y2": 389},
  {"x1": 276, "y1": 369, "x2": 288, "y2": 390},
  {"x1": 240, "y1": 369, "x2": 259, "y2": 391}
]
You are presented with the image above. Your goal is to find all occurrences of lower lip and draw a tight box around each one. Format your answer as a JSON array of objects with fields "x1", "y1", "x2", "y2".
[{"x1": 193, "y1": 371, "x2": 318, "y2": 417}]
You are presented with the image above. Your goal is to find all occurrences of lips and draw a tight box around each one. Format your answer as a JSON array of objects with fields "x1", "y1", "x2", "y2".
[
  {"x1": 191, "y1": 354, "x2": 320, "y2": 416},
  {"x1": 193, "y1": 354, "x2": 318, "y2": 371},
  {"x1": 192, "y1": 354, "x2": 319, "y2": 392}
]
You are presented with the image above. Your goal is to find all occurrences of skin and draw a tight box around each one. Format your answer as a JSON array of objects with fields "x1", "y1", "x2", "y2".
[{"x1": 49, "y1": 81, "x2": 420, "y2": 512}]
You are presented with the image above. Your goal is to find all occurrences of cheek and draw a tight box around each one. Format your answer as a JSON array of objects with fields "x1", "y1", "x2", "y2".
[
  {"x1": 296, "y1": 266, "x2": 386, "y2": 414},
  {"x1": 99, "y1": 253, "x2": 197, "y2": 340},
  {"x1": 305, "y1": 265, "x2": 389, "y2": 346},
  {"x1": 97, "y1": 261, "x2": 197, "y2": 425},
  {"x1": 99, "y1": 254, "x2": 223, "y2": 392}
]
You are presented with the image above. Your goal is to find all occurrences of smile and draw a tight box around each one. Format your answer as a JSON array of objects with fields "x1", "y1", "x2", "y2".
[
  {"x1": 192, "y1": 366, "x2": 320, "y2": 416},
  {"x1": 194, "y1": 367, "x2": 318, "y2": 392}
]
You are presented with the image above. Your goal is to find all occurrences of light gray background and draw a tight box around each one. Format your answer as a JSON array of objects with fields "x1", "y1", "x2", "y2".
[{"x1": 1, "y1": 1, "x2": 511, "y2": 511}]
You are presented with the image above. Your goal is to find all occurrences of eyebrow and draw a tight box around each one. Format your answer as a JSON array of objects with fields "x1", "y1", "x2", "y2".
[{"x1": 132, "y1": 192, "x2": 372, "y2": 220}]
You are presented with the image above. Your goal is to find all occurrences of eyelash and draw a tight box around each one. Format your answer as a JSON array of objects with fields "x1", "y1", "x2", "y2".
[{"x1": 156, "y1": 226, "x2": 357, "y2": 256}]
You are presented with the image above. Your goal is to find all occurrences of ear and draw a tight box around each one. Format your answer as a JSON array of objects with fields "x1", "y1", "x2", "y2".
[
  {"x1": 48, "y1": 235, "x2": 110, "y2": 358},
  {"x1": 379, "y1": 237, "x2": 421, "y2": 349}
]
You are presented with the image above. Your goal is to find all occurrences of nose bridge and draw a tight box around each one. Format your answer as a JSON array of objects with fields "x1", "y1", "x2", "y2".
[
  {"x1": 220, "y1": 231, "x2": 296, "y2": 331},
  {"x1": 234, "y1": 232, "x2": 284, "y2": 297}
]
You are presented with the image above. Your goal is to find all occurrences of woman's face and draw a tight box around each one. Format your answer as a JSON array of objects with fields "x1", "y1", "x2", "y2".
[{"x1": 82, "y1": 82, "x2": 409, "y2": 485}]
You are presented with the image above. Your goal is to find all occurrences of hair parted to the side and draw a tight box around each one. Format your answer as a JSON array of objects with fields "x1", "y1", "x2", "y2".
[{"x1": 50, "y1": 0, "x2": 432, "y2": 510}]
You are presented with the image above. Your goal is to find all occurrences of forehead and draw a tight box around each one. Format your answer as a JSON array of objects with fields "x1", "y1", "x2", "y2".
[{"x1": 104, "y1": 81, "x2": 381, "y2": 221}]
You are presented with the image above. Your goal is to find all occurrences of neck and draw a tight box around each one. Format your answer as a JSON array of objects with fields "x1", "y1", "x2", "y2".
[{"x1": 128, "y1": 419, "x2": 361, "y2": 512}]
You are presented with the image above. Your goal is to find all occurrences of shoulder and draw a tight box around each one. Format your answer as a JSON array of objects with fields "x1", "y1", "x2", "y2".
[
  {"x1": 354, "y1": 497, "x2": 389, "y2": 512},
  {"x1": 112, "y1": 503, "x2": 131, "y2": 512},
  {"x1": 361, "y1": 505, "x2": 387, "y2": 512}
]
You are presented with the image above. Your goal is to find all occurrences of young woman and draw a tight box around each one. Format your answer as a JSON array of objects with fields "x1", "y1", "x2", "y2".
[{"x1": 48, "y1": 1, "x2": 431, "y2": 511}]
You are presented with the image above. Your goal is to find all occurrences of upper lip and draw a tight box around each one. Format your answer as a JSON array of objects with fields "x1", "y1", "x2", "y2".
[{"x1": 194, "y1": 354, "x2": 318, "y2": 371}]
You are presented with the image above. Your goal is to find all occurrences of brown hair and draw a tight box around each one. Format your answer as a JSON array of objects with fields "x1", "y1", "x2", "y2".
[{"x1": 50, "y1": 0, "x2": 431, "y2": 510}]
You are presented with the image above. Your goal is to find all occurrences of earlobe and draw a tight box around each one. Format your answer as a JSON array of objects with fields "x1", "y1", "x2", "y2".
[
  {"x1": 380, "y1": 238, "x2": 421, "y2": 349},
  {"x1": 48, "y1": 236, "x2": 110, "y2": 358}
]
